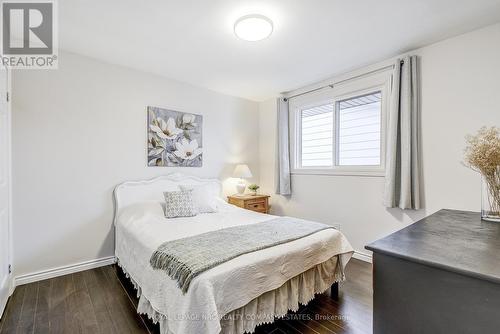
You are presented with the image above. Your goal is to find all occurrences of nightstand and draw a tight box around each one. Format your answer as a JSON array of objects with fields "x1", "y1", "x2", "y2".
[{"x1": 227, "y1": 194, "x2": 270, "y2": 214}]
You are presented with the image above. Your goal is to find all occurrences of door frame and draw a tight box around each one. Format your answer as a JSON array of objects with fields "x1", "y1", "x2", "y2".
[{"x1": 0, "y1": 65, "x2": 12, "y2": 317}]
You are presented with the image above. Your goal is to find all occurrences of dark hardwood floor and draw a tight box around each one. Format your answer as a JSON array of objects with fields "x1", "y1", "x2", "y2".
[{"x1": 0, "y1": 258, "x2": 372, "y2": 334}]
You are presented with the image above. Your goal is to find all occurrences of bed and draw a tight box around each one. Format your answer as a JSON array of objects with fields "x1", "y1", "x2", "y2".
[{"x1": 113, "y1": 173, "x2": 354, "y2": 334}]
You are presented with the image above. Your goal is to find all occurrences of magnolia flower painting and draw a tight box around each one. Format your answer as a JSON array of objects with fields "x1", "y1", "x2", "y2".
[{"x1": 148, "y1": 106, "x2": 203, "y2": 167}]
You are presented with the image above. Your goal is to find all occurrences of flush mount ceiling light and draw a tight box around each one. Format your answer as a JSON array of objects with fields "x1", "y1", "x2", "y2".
[{"x1": 234, "y1": 14, "x2": 273, "y2": 41}]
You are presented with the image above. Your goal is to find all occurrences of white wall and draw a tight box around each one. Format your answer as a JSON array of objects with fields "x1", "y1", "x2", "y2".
[
  {"x1": 12, "y1": 51, "x2": 260, "y2": 277},
  {"x1": 259, "y1": 23, "x2": 500, "y2": 259}
]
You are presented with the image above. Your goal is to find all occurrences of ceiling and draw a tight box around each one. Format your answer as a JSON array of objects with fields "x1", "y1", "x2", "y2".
[{"x1": 59, "y1": 0, "x2": 500, "y2": 101}]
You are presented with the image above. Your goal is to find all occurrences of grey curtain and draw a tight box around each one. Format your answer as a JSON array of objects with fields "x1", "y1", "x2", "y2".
[
  {"x1": 384, "y1": 56, "x2": 421, "y2": 209},
  {"x1": 276, "y1": 97, "x2": 291, "y2": 195}
]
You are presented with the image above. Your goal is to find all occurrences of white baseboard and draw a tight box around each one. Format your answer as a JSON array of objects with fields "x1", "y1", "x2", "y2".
[
  {"x1": 14, "y1": 256, "x2": 117, "y2": 287},
  {"x1": 352, "y1": 251, "x2": 372, "y2": 263},
  {"x1": 12, "y1": 251, "x2": 370, "y2": 287}
]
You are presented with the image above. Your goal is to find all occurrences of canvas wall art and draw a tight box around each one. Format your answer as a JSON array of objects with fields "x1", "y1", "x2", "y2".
[{"x1": 148, "y1": 106, "x2": 203, "y2": 167}]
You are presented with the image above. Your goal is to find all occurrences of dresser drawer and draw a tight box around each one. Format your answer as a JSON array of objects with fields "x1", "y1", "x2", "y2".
[
  {"x1": 245, "y1": 197, "x2": 266, "y2": 205},
  {"x1": 245, "y1": 200, "x2": 266, "y2": 211}
]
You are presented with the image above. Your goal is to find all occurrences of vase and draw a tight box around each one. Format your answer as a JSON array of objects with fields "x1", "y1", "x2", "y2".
[{"x1": 482, "y1": 174, "x2": 500, "y2": 222}]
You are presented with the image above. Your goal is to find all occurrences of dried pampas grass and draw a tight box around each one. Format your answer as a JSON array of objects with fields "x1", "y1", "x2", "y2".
[{"x1": 465, "y1": 126, "x2": 500, "y2": 215}]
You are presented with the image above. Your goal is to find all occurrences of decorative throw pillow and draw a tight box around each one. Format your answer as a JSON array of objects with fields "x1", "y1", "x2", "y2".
[
  {"x1": 163, "y1": 190, "x2": 197, "y2": 218},
  {"x1": 179, "y1": 183, "x2": 219, "y2": 213}
]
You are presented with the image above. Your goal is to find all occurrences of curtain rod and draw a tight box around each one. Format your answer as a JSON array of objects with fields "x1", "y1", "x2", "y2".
[{"x1": 283, "y1": 60, "x2": 404, "y2": 102}]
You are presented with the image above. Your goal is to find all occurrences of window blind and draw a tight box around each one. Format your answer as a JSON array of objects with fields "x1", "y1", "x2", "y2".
[
  {"x1": 337, "y1": 92, "x2": 382, "y2": 166},
  {"x1": 301, "y1": 104, "x2": 334, "y2": 167}
]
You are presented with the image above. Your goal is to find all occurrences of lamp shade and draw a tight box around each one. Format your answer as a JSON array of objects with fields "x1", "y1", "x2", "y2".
[{"x1": 232, "y1": 164, "x2": 252, "y2": 178}]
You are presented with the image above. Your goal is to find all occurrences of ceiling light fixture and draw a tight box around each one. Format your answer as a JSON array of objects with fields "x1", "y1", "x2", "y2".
[{"x1": 234, "y1": 14, "x2": 273, "y2": 41}]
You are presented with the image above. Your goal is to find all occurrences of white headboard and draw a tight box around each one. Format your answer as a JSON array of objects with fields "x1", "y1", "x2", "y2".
[{"x1": 113, "y1": 173, "x2": 222, "y2": 223}]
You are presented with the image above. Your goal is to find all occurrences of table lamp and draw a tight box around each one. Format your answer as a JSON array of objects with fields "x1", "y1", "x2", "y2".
[{"x1": 232, "y1": 164, "x2": 252, "y2": 195}]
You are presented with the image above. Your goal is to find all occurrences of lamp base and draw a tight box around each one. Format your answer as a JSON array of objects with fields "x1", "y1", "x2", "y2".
[{"x1": 236, "y1": 182, "x2": 246, "y2": 195}]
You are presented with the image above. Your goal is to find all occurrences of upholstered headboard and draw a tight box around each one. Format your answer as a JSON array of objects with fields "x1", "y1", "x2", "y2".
[{"x1": 113, "y1": 173, "x2": 222, "y2": 223}]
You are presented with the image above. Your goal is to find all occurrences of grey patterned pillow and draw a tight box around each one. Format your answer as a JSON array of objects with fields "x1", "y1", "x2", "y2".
[{"x1": 163, "y1": 190, "x2": 197, "y2": 218}]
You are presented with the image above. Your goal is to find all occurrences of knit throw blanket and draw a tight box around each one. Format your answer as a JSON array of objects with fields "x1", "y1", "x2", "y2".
[{"x1": 150, "y1": 217, "x2": 334, "y2": 294}]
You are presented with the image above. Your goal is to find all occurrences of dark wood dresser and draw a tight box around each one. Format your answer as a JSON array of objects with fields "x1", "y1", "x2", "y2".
[{"x1": 366, "y1": 209, "x2": 500, "y2": 334}]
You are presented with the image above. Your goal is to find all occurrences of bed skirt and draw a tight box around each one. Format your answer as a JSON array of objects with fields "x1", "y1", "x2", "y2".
[{"x1": 117, "y1": 255, "x2": 344, "y2": 334}]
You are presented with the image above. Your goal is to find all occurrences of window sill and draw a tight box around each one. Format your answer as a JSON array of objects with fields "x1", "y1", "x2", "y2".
[{"x1": 291, "y1": 169, "x2": 385, "y2": 177}]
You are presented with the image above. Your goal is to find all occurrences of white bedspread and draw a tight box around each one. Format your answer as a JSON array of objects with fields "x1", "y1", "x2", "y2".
[{"x1": 115, "y1": 200, "x2": 354, "y2": 334}]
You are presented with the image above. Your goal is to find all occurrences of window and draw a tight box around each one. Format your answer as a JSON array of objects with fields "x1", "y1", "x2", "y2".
[
  {"x1": 336, "y1": 92, "x2": 382, "y2": 166},
  {"x1": 291, "y1": 75, "x2": 388, "y2": 176},
  {"x1": 300, "y1": 104, "x2": 334, "y2": 167}
]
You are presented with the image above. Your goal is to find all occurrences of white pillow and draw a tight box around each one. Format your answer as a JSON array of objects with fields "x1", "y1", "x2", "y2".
[{"x1": 179, "y1": 183, "x2": 219, "y2": 213}]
